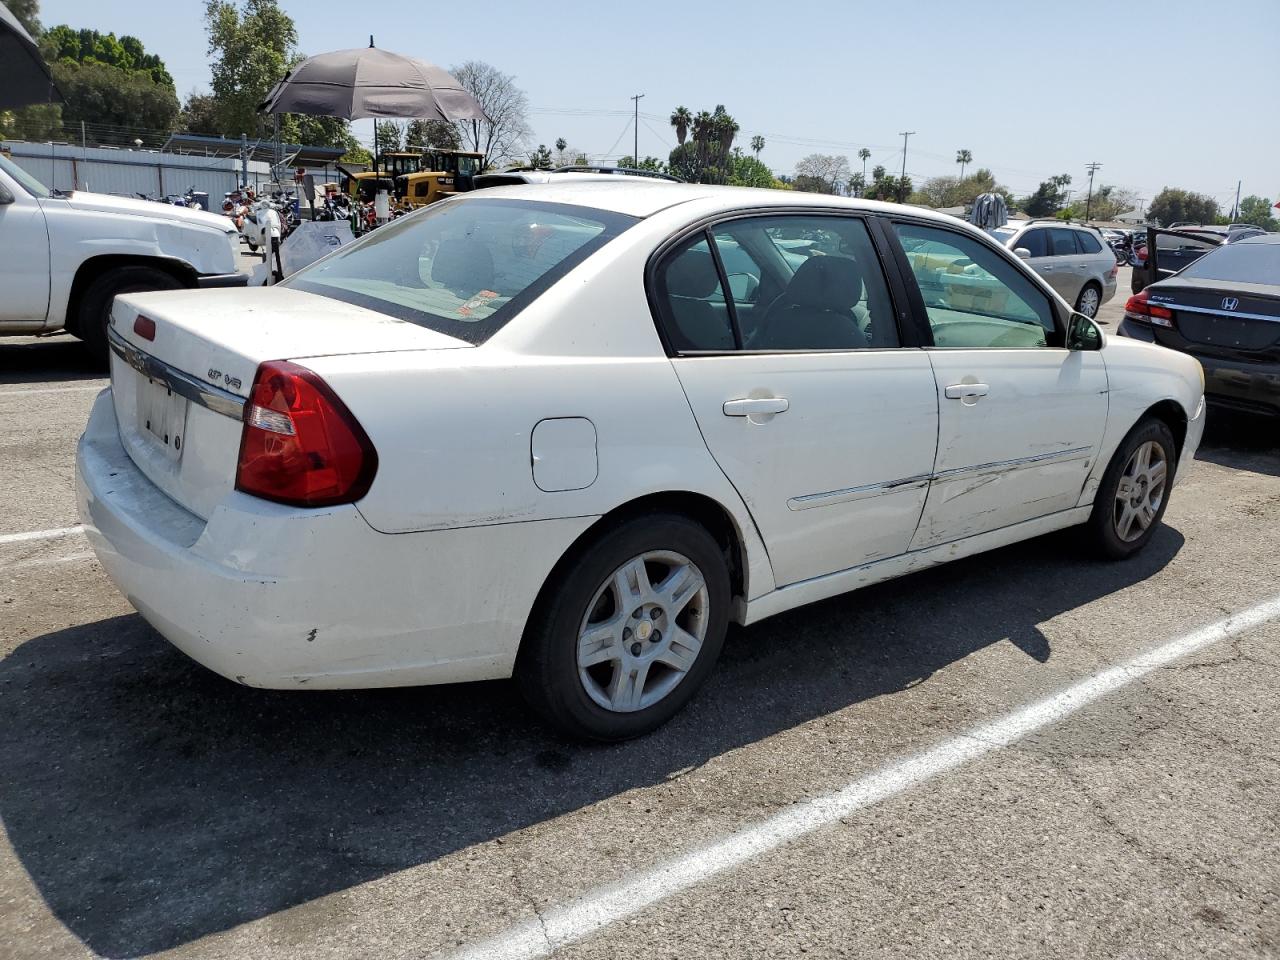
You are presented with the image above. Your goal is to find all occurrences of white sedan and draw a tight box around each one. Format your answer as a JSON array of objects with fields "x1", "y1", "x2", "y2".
[{"x1": 77, "y1": 182, "x2": 1205, "y2": 740}]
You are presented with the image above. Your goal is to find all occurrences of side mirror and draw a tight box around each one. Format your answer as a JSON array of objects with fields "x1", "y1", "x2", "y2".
[
  {"x1": 1014, "y1": 247, "x2": 1031, "y2": 260},
  {"x1": 0, "y1": 185, "x2": 14, "y2": 205},
  {"x1": 1067, "y1": 311, "x2": 1103, "y2": 351}
]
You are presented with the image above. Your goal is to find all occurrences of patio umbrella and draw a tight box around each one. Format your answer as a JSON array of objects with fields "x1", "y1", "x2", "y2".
[
  {"x1": 970, "y1": 192, "x2": 1009, "y2": 231},
  {"x1": 0, "y1": 1, "x2": 63, "y2": 110},
  {"x1": 258, "y1": 39, "x2": 486, "y2": 122}
]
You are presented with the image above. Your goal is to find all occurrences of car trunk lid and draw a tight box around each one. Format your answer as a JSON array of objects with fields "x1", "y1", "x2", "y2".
[
  {"x1": 1147, "y1": 281, "x2": 1280, "y2": 358},
  {"x1": 107, "y1": 286, "x2": 468, "y2": 520}
]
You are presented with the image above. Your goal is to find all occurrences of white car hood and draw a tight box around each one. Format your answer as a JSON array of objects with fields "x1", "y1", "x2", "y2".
[{"x1": 57, "y1": 191, "x2": 232, "y2": 233}]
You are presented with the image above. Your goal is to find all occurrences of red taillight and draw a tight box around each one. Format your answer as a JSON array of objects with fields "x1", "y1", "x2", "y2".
[
  {"x1": 133, "y1": 315, "x2": 156, "y2": 341},
  {"x1": 235, "y1": 361, "x2": 377, "y2": 507},
  {"x1": 1123, "y1": 289, "x2": 1174, "y2": 329}
]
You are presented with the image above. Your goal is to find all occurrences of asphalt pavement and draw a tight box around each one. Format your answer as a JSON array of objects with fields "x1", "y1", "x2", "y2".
[{"x1": 2, "y1": 266, "x2": 1278, "y2": 960}]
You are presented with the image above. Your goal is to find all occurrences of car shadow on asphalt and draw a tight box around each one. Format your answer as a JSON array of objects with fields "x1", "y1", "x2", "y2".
[
  {"x1": 0, "y1": 337, "x2": 103, "y2": 385},
  {"x1": 1196, "y1": 406, "x2": 1280, "y2": 479},
  {"x1": 0, "y1": 525, "x2": 1184, "y2": 958}
]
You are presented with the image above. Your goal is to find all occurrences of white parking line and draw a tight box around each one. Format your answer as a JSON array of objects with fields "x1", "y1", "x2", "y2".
[
  {"x1": 0, "y1": 525, "x2": 85, "y2": 545},
  {"x1": 1, "y1": 551, "x2": 95, "y2": 570},
  {"x1": 0, "y1": 384, "x2": 105, "y2": 397},
  {"x1": 444, "y1": 594, "x2": 1280, "y2": 960}
]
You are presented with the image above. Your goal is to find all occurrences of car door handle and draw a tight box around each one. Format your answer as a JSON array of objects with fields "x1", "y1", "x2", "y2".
[
  {"x1": 944, "y1": 383, "x2": 989, "y2": 400},
  {"x1": 723, "y1": 397, "x2": 790, "y2": 417}
]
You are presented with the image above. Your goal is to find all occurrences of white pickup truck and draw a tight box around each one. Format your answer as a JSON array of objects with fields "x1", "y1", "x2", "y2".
[{"x1": 0, "y1": 151, "x2": 245, "y2": 359}]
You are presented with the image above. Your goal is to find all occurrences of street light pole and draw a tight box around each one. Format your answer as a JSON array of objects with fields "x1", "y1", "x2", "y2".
[
  {"x1": 1084, "y1": 161, "x2": 1102, "y2": 220},
  {"x1": 898, "y1": 131, "x2": 914, "y2": 201},
  {"x1": 630, "y1": 93, "x2": 645, "y2": 167}
]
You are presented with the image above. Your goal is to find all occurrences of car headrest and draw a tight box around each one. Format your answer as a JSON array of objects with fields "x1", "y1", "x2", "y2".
[
  {"x1": 431, "y1": 239, "x2": 494, "y2": 295},
  {"x1": 785, "y1": 256, "x2": 863, "y2": 310},
  {"x1": 667, "y1": 250, "x2": 721, "y2": 299}
]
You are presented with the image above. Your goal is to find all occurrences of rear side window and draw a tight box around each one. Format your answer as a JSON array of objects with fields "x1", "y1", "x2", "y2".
[
  {"x1": 653, "y1": 236, "x2": 736, "y2": 351},
  {"x1": 287, "y1": 198, "x2": 637, "y2": 344},
  {"x1": 1049, "y1": 229, "x2": 1080, "y2": 256},
  {"x1": 1076, "y1": 231, "x2": 1103, "y2": 254},
  {"x1": 1017, "y1": 229, "x2": 1047, "y2": 258},
  {"x1": 1181, "y1": 241, "x2": 1280, "y2": 282}
]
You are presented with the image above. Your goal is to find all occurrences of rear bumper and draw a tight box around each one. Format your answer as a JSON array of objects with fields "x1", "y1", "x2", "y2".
[
  {"x1": 196, "y1": 271, "x2": 249, "y2": 288},
  {"x1": 1117, "y1": 320, "x2": 1280, "y2": 417},
  {"x1": 76, "y1": 390, "x2": 592, "y2": 689}
]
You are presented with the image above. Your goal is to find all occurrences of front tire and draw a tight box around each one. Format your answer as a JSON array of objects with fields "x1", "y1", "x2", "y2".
[
  {"x1": 78, "y1": 265, "x2": 183, "y2": 363},
  {"x1": 1086, "y1": 418, "x2": 1176, "y2": 559},
  {"x1": 517, "y1": 513, "x2": 731, "y2": 741},
  {"x1": 1075, "y1": 282, "x2": 1102, "y2": 318}
]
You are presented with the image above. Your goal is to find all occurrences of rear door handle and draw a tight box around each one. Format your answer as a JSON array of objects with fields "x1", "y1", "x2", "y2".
[
  {"x1": 723, "y1": 397, "x2": 790, "y2": 417},
  {"x1": 944, "y1": 383, "x2": 989, "y2": 400}
]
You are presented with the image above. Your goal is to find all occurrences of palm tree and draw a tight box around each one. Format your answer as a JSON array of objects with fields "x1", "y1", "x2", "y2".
[
  {"x1": 692, "y1": 110, "x2": 714, "y2": 165},
  {"x1": 858, "y1": 147, "x2": 870, "y2": 180},
  {"x1": 670, "y1": 106, "x2": 692, "y2": 146},
  {"x1": 956, "y1": 148, "x2": 972, "y2": 179},
  {"x1": 750, "y1": 134, "x2": 765, "y2": 158},
  {"x1": 714, "y1": 110, "x2": 739, "y2": 163}
]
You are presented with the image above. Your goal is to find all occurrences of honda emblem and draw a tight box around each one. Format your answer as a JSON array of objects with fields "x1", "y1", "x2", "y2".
[{"x1": 1222, "y1": 297, "x2": 1240, "y2": 311}]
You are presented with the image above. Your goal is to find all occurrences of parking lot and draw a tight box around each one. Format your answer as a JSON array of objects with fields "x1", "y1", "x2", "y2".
[{"x1": 2, "y1": 265, "x2": 1279, "y2": 960}]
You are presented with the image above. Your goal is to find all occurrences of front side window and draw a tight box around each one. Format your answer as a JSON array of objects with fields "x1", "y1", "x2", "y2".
[
  {"x1": 287, "y1": 198, "x2": 636, "y2": 344},
  {"x1": 894, "y1": 222, "x2": 1058, "y2": 349},
  {"x1": 1017, "y1": 229, "x2": 1047, "y2": 258}
]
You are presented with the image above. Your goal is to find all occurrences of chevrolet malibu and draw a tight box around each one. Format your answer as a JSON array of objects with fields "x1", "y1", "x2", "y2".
[{"x1": 77, "y1": 182, "x2": 1206, "y2": 740}]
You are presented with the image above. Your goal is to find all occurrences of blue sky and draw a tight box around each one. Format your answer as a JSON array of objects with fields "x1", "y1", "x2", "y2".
[{"x1": 38, "y1": 0, "x2": 1280, "y2": 208}]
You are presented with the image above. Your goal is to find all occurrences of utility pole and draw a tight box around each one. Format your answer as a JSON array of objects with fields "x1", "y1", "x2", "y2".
[
  {"x1": 1231, "y1": 180, "x2": 1242, "y2": 221},
  {"x1": 898, "y1": 131, "x2": 915, "y2": 201},
  {"x1": 1084, "y1": 161, "x2": 1102, "y2": 220},
  {"x1": 630, "y1": 93, "x2": 645, "y2": 167}
]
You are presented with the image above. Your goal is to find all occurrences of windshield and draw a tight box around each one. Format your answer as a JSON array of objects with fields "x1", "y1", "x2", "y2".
[
  {"x1": 1179, "y1": 241, "x2": 1280, "y2": 284},
  {"x1": 0, "y1": 153, "x2": 51, "y2": 199},
  {"x1": 286, "y1": 197, "x2": 637, "y2": 344}
]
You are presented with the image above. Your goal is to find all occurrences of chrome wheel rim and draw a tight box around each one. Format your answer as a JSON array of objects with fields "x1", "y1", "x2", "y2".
[
  {"x1": 1079, "y1": 287, "x2": 1100, "y2": 317},
  {"x1": 1113, "y1": 440, "x2": 1167, "y2": 542},
  {"x1": 576, "y1": 550, "x2": 710, "y2": 713}
]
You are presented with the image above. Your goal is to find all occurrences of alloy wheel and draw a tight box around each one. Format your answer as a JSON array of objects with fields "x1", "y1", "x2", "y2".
[
  {"x1": 1113, "y1": 440, "x2": 1167, "y2": 542},
  {"x1": 1078, "y1": 286, "x2": 1100, "y2": 317},
  {"x1": 576, "y1": 550, "x2": 710, "y2": 713}
]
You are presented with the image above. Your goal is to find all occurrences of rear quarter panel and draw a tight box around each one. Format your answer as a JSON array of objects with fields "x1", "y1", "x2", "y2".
[{"x1": 302, "y1": 207, "x2": 777, "y2": 601}]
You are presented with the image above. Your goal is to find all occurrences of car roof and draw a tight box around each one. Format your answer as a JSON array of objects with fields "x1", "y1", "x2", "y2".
[
  {"x1": 1237, "y1": 233, "x2": 1280, "y2": 245},
  {"x1": 459, "y1": 180, "x2": 969, "y2": 223}
]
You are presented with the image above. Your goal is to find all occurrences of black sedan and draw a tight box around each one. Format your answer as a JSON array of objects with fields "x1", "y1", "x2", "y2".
[{"x1": 1119, "y1": 234, "x2": 1280, "y2": 416}]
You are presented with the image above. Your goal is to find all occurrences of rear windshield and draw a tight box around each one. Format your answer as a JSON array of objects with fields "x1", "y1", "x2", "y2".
[
  {"x1": 287, "y1": 197, "x2": 637, "y2": 344},
  {"x1": 1179, "y1": 241, "x2": 1280, "y2": 284}
]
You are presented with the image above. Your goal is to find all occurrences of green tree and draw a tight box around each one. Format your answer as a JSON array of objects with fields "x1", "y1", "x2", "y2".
[
  {"x1": 7, "y1": 0, "x2": 41, "y2": 34},
  {"x1": 849, "y1": 172, "x2": 866, "y2": 198},
  {"x1": 669, "y1": 106, "x2": 692, "y2": 146},
  {"x1": 529, "y1": 143, "x2": 552, "y2": 168},
  {"x1": 1148, "y1": 187, "x2": 1219, "y2": 227},
  {"x1": 374, "y1": 120, "x2": 402, "y2": 154},
  {"x1": 405, "y1": 119, "x2": 461, "y2": 151},
  {"x1": 204, "y1": 0, "x2": 296, "y2": 138},
  {"x1": 41, "y1": 26, "x2": 174, "y2": 87},
  {"x1": 1022, "y1": 174, "x2": 1072, "y2": 217},
  {"x1": 726, "y1": 148, "x2": 772, "y2": 188},
  {"x1": 179, "y1": 92, "x2": 221, "y2": 135},
  {"x1": 617, "y1": 155, "x2": 668, "y2": 173},
  {"x1": 750, "y1": 134, "x2": 765, "y2": 158},
  {"x1": 857, "y1": 147, "x2": 870, "y2": 180},
  {"x1": 50, "y1": 60, "x2": 179, "y2": 142},
  {"x1": 955, "y1": 148, "x2": 972, "y2": 179},
  {"x1": 1237, "y1": 195, "x2": 1279, "y2": 230},
  {"x1": 666, "y1": 104, "x2": 741, "y2": 183}
]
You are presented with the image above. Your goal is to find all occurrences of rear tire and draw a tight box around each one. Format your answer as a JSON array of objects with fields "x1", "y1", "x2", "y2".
[
  {"x1": 78, "y1": 265, "x2": 183, "y2": 364},
  {"x1": 517, "y1": 513, "x2": 731, "y2": 741},
  {"x1": 1085, "y1": 417, "x2": 1176, "y2": 559}
]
